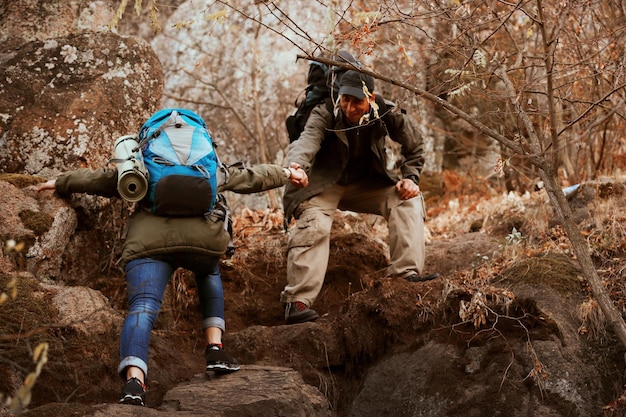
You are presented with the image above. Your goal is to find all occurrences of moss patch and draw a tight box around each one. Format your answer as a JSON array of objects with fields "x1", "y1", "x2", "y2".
[
  {"x1": 0, "y1": 173, "x2": 47, "y2": 188},
  {"x1": 494, "y1": 252, "x2": 582, "y2": 294},
  {"x1": 19, "y1": 210, "x2": 54, "y2": 236}
]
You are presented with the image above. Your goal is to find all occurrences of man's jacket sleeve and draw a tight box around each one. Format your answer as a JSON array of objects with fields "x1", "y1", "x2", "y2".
[{"x1": 286, "y1": 103, "x2": 334, "y2": 172}]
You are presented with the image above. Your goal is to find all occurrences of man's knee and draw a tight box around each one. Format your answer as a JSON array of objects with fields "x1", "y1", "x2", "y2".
[
  {"x1": 289, "y1": 211, "x2": 333, "y2": 248},
  {"x1": 394, "y1": 194, "x2": 425, "y2": 218}
]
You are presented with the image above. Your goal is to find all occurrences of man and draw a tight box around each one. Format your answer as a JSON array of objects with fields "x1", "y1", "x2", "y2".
[{"x1": 281, "y1": 70, "x2": 439, "y2": 324}]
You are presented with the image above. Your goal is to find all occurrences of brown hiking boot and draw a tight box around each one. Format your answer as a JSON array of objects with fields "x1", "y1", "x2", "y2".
[
  {"x1": 285, "y1": 301, "x2": 319, "y2": 324},
  {"x1": 404, "y1": 273, "x2": 441, "y2": 282}
]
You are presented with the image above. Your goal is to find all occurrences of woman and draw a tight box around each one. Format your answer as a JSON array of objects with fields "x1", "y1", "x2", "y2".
[{"x1": 38, "y1": 148, "x2": 307, "y2": 407}]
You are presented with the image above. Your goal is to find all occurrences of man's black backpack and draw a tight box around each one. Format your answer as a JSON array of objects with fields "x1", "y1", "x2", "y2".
[{"x1": 285, "y1": 50, "x2": 361, "y2": 142}]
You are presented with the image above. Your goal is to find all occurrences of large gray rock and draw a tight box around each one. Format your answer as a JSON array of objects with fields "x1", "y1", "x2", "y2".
[
  {"x1": 0, "y1": 176, "x2": 118, "y2": 283},
  {"x1": 0, "y1": 1, "x2": 114, "y2": 45},
  {"x1": 41, "y1": 283, "x2": 123, "y2": 334},
  {"x1": 0, "y1": 31, "x2": 163, "y2": 177},
  {"x1": 160, "y1": 366, "x2": 332, "y2": 416},
  {"x1": 347, "y1": 255, "x2": 613, "y2": 417},
  {"x1": 23, "y1": 366, "x2": 332, "y2": 417}
]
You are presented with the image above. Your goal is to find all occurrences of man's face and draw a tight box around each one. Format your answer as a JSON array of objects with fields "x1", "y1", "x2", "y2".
[{"x1": 339, "y1": 94, "x2": 371, "y2": 124}]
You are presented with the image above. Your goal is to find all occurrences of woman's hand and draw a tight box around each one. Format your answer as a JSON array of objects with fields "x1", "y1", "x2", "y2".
[{"x1": 36, "y1": 179, "x2": 56, "y2": 192}]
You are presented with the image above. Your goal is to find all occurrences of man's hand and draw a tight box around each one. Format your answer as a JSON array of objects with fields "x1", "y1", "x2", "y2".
[
  {"x1": 285, "y1": 162, "x2": 309, "y2": 188},
  {"x1": 287, "y1": 162, "x2": 309, "y2": 188},
  {"x1": 395, "y1": 178, "x2": 420, "y2": 200},
  {"x1": 36, "y1": 179, "x2": 56, "y2": 192}
]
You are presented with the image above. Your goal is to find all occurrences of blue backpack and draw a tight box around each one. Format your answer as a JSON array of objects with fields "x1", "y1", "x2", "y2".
[{"x1": 138, "y1": 108, "x2": 220, "y2": 217}]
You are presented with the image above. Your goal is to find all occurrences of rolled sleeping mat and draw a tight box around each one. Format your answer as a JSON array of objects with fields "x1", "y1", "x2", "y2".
[{"x1": 114, "y1": 135, "x2": 148, "y2": 202}]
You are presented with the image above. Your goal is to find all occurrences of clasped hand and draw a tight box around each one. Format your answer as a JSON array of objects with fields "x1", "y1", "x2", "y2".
[{"x1": 286, "y1": 163, "x2": 309, "y2": 188}]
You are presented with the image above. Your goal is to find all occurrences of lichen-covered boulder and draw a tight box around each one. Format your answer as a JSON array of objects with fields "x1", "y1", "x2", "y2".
[
  {"x1": 0, "y1": 30, "x2": 163, "y2": 177},
  {"x1": 0, "y1": 1, "x2": 114, "y2": 46}
]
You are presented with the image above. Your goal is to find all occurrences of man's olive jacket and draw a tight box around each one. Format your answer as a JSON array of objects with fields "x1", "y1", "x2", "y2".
[{"x1": 283, "y1": 101, "x2": 425, "y2": 220}]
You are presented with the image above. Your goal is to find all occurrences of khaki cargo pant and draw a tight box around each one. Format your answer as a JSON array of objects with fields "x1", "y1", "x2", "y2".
[{"x1": 281, "y1": 179, "x2": 426, "y2": 307}]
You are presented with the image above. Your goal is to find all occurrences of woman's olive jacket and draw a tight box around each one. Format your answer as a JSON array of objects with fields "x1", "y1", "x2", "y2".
[{"x1": 55, "y1": 163, "x2": 288, "y2": 268}]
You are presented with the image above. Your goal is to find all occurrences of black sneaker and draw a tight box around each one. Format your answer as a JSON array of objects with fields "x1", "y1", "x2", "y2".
[
  {"x1": 404, "y1": 273, "x2": 441, "y2": 282},
  {"x1": 285, "y1": 301, "x2": 319, "y2": 324},
  {"x1": 119, "y1": 377, "x2": 146, "y2": 406},
  {"x1": 205, "y1": 344, "x2": 240, "y2": 374}
]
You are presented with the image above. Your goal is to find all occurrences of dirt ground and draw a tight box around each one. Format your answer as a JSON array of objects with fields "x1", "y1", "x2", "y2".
[{"x1": 4, "y1": 171, "x2": 626, "y2": 416}]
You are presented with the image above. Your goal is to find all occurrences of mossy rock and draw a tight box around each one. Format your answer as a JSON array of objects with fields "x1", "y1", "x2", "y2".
[
  {"x1": 493, "y1": 252, "x2": 582, "y2": 294},
  {"x1": 0, "y1": 173, "x2": 47, "y2": 188},
  {"x1": 19, "y1": 209, "x2": 54, "y2": 236}
]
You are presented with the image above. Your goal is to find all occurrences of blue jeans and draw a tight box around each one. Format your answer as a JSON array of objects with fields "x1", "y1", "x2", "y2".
[{"x1": 118, "y1": 254, "x2": 224, "y2": 379}]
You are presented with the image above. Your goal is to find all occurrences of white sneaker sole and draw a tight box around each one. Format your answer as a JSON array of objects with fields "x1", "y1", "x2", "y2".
[{"x1": 206, "y1": 362, "x2": 240, "y2": 374}]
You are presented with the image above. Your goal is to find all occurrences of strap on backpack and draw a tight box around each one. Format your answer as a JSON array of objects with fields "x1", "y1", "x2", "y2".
[{"x1": 205, "y1": 193, "x2": 235, "y2": 257}]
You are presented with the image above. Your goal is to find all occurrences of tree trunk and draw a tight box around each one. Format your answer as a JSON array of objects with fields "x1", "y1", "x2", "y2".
[{"x1": 540, "y1": 170, "x2": 626, "y2": 354}]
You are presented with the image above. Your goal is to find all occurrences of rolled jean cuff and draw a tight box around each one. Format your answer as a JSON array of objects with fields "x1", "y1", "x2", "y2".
[
  {"x1": 203, "y1": 316, "x2": 225, "y2": 332},
  {"x1": 118, "y1": 356, "x2": 148, "y2": 380}
]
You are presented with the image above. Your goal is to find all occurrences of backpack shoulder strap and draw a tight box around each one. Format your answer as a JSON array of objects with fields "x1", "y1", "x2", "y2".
[
  {"x1": 324, "y1": 97, "x2": 334, "y2": 116},
  {"x1": 323, "y1": 97, "x2": 337, "y2": 132}
]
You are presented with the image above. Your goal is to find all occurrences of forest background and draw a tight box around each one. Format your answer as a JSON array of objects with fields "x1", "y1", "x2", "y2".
[{"x1": 2, "y1": 0, "x2": 626, "y2": 416}]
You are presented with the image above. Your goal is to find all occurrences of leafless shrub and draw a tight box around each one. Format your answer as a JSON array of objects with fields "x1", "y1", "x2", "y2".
[{"x1": 1, "y1": 241, "x2": 48, "y2": 414}]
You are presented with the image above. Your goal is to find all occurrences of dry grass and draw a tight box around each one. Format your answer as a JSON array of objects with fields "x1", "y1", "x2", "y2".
[
  {"x1": 0, "y1": 273, "x2": 52, "y2": 414},
  {"x1": 577, "y1": 298, "x2": 607, "y2": 341}
]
